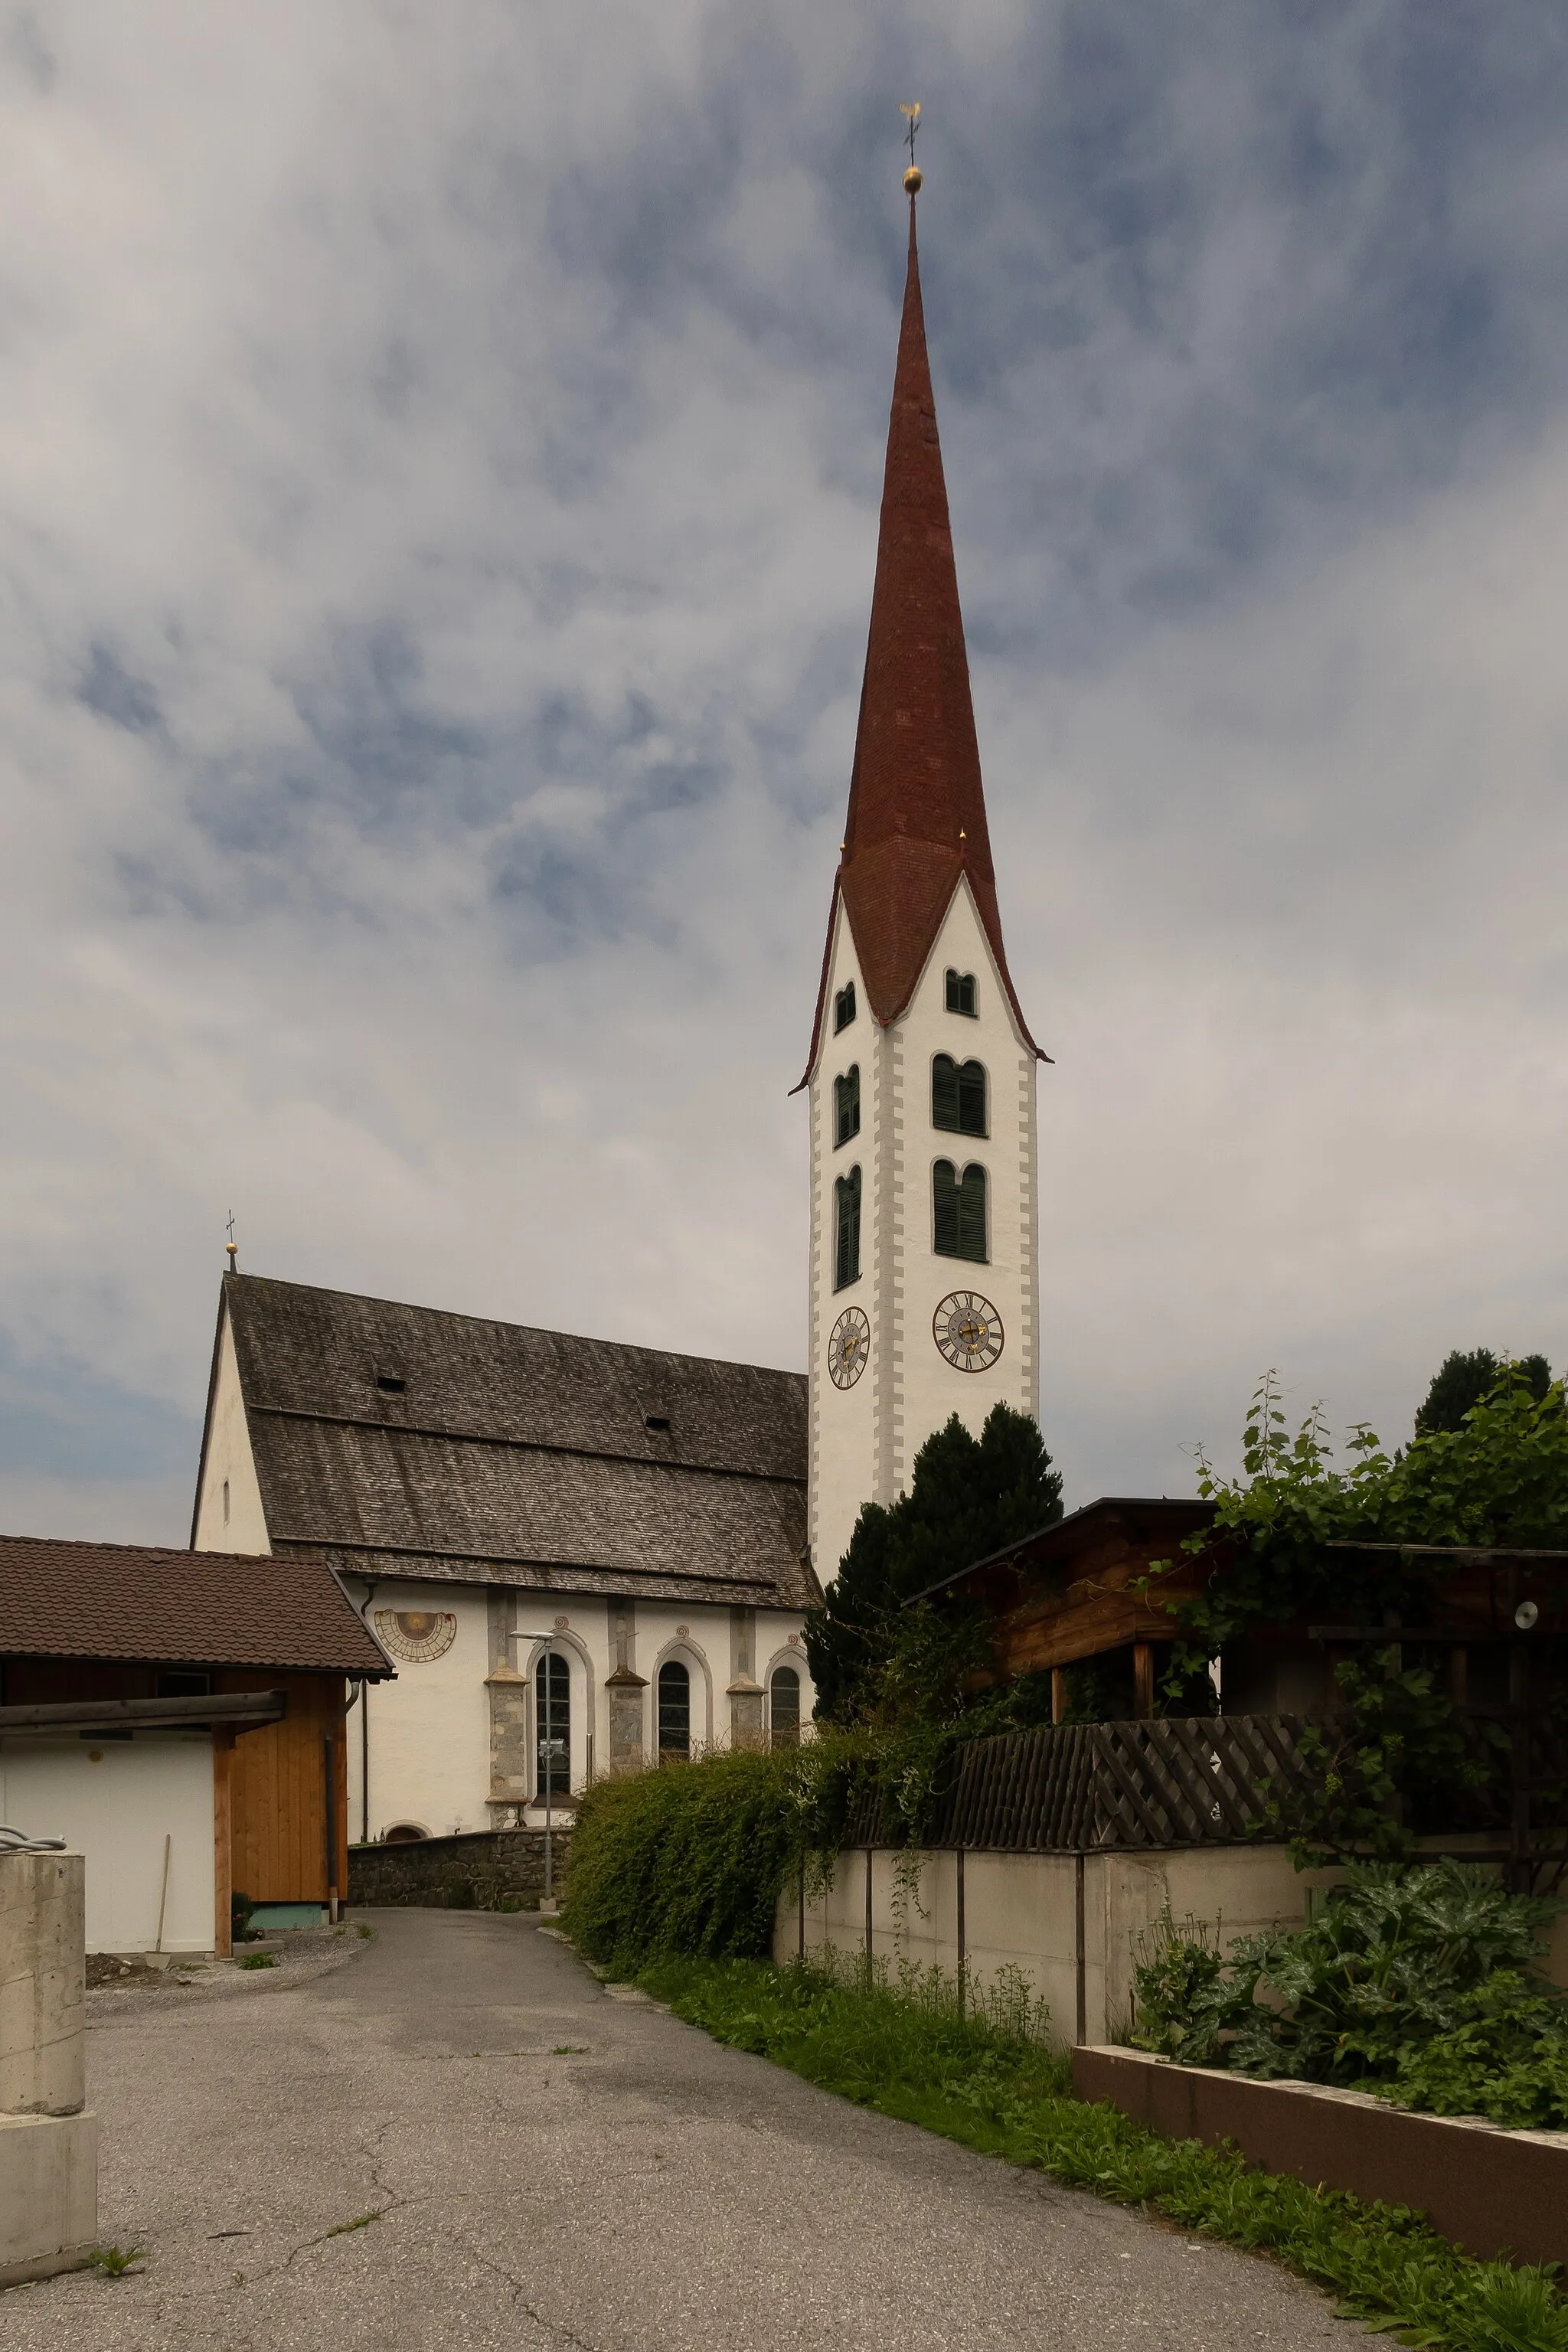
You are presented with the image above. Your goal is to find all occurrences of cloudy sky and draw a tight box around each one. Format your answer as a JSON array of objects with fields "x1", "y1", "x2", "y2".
[{"x1": 4, "y1": 1, "x2": 1568, "y2": 1546}]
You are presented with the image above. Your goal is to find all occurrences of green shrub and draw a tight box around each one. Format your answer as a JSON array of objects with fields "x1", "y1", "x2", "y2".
[
  {"x1": 647, "y1": 1952, "x2": 1568, "y2": 2351},
  {"x1": 1131, "y1": 1860, "x2": 1568, "y2": 2126},
  {"x1": 562, "y1": 1748, "x2": 814, "y2": 1971}
]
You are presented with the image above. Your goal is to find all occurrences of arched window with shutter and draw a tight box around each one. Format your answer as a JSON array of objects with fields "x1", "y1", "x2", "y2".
[
  {"x1": 834, "y1": 982, "x2": 857, "y2": 1033},
  {"x1": 945, "y1": 969, "x2": 977, "y2": 1016},
  {"x1": 769, "y1": 1666, "x2": 802, "y2": 1749},
  {"x1": 834, "y1": 1064, "x2": 861, "y2": 1147},
  {"x1": 933, "y1": 1160, "x2": 988, "y2": 1263},
  {"x1": 658, "y1": 1660, "x2": 691, "y2": 1757},
  {"x1": 834, "y1": 1166, "x2": 861, "y2": 1289},
  {"x1": 932, "y1": 1054, "x2": 986, "y2": 1136}
]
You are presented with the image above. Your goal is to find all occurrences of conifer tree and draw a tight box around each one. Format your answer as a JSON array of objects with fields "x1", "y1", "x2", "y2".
[
  {"x1": 1415, "y1": 1348, "x2": 1551, "y2": 1438},
  {"x1": 806, "y1": 1404, "x2": 1062, "y2": 1725}
]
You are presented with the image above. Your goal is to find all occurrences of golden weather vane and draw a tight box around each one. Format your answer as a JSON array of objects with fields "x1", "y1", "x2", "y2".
[{"x1": 900, "y1": 101, "x2": 923, "y2": 194}]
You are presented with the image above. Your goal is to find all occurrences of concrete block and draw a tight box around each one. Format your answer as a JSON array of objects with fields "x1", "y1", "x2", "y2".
[
  {"x1": 0, "y1": 1851, "x2": 86, "y2": 2116},
  {"x1": 0, "y1": 2110, "x2": 99, "y2": 2286}
]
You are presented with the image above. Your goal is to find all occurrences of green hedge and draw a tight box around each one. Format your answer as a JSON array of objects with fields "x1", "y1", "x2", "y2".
[{"x1": 561, "y1": 1749, "x2": 811, "y2": 1971}]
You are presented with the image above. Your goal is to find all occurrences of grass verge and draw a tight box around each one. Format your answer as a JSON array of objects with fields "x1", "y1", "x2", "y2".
[{"x1": 637, "y1": 1952, "x2": 1568, "y2": 2352}]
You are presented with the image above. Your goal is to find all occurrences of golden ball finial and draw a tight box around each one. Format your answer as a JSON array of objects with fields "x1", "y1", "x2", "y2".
[{"x1": 903, "y1": 165, "x2": 923, "y2": 194}]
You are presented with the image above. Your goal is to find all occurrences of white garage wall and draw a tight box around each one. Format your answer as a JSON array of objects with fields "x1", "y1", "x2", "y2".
[{"x1": 0, "y1": 1737, "x2": 216, "y2": 1954}]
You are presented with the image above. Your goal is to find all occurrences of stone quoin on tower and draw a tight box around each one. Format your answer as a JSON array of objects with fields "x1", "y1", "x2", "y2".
[{"x1": 799, "y1": 147, "x2": 1047, "y2": 1587}]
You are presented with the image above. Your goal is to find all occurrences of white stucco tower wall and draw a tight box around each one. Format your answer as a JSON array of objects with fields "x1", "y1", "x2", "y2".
[{"x1": 807, "y1": 881, "x2": 1039, "y2": 1586}]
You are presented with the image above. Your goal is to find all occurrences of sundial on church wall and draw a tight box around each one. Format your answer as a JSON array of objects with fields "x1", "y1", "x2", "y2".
[{"x1": 374, "y1": 1609, "x2": 457, "y2": 1663}]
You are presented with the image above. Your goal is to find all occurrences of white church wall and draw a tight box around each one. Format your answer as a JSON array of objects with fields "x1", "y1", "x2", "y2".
[
  {"x1": 346, "y1": 1586, "x2": 815, "y2": 1844},
  {"x1": 191, "y1": 1306, "x2": 270, "y2": 1554},
  {"x1": 808, "y1": 878, "x2": 1040, "y2": 1585},
  {"x1": 346, "y1": 1579, "x2": 489, "y2": 1841}
]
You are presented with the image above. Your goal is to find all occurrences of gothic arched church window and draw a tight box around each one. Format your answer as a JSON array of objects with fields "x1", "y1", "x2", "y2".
[
  {"x1": 834, "y1": 981, "x2": 857, "y2": 1032},
  {"x1": 770, "y1": 1666, "x2": 801, "y2": 1748},
  {"x1": 658, "y1": 1660, "x2": 691, "y2": 1756},
  {"x1": 535, "y1": 1650, "x2": 570, "y2": 1798},
  {"x1": 933, "y1": 1160, "x2": 987, "y2": 1263},
  {"x1": 944, "y1": 969, "x2": 978, "y2": 1017},
  {"x1": 834, "y1": 1064, "x2": 861, "y2": 1147},
  {"x1": 932, "y1": 1054, "x2": 986, "y2": 1137},
  {"x1": 834, "y1": 1166, "x2": 862, "y2": 1289}
]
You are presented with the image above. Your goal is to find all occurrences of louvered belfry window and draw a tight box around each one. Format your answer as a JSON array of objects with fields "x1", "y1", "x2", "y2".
[
  {"x1": 945, "y1": 969, "x2": 977, "y2": 1016},
  {"x1": 834, "y1": 981, "x2": 857, "y2": 1033},
  {"x1": 933, "y1": 1160, "x2": 987, "y2": 1262},
  {"x1": 834, "y1": 1166, "x2": 862, "y2": 1289},
  {"x1": 932, "y1": 1054, "x2": 986, "y2": 1137},
  {"x1": 834, "y1": 1064, "x2": 861, "y2": 1147}
]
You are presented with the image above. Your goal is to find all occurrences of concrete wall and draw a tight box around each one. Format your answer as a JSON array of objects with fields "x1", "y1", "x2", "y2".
[
  {"x1": 807, "y1": 879, "x2": 1040, "y2": 1586},
  {"x1": 0, "y1": 1739, "x2": 216, "y2": 1955},
  {"x1": 0, "y1": 1851, "x2": 96, "y2": 2289},
  {"x1": 0, "y1": 1852, "x2": 84, "y2": 2116},
  {"x1": 777, "y1": 1844, "x2": 1340, "y2": 2050}
]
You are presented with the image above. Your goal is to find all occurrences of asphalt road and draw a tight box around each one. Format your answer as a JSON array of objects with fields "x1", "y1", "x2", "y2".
[{"x1": 5, "y1": 1909, "x2": 1348, "y2": 2350}]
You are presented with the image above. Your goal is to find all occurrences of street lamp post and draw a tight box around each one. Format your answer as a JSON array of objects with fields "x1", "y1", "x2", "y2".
[{"x1": 513, "y1": 1634, "x2": 562, "y2": 1906}]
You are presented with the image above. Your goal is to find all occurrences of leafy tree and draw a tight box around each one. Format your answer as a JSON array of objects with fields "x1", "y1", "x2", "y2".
[
  {"x1": 1161, "y1": 1361, "x2": 1568, "y2": 1862},
  {"x1": 806, "y1": 1406, "x2": 1062, "y2": 1727},
  {"x1": 1415, "y1": 1348, "x2": 1551, "y2": 1439}
]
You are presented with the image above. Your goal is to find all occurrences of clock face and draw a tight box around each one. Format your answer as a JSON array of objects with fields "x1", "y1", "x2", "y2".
[
  {"x1": 933, "y1": 1291, "x2": 1004, "y2": 1373},
  {"x1": 828, "y1": 1306, "x2": 871, "y2": 1390}
]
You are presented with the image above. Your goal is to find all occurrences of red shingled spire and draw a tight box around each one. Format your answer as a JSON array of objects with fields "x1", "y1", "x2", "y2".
[{"x1": 800, "y1": 198, "x2": 1042, "y2": 1083}]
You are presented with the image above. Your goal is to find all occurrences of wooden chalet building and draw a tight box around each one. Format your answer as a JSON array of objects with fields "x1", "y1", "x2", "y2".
[
  {"x1": 0, "y1": 1534, "x2": 391, "y2": 1955},
  {"x1": 913, "y1": 1494, "x2": 1568, "y2": 1738}
]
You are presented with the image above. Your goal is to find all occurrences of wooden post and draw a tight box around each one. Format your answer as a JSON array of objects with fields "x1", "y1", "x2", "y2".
[
  {"x1": 1050, "y1": 1668, "x2": 1066, "y2": 1726},
  {"x1": 1133, "y1": 1643, "x2": 1155, "y2": 1720},
  {"x1": 323, "y1": 1731, "x2": 339, "y2": 1926},
  {"x1": 213, "y1": 1730, "x2": 234, "y2": 1958}
]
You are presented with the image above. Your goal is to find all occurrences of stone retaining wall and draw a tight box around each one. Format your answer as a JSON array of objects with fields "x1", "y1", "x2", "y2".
[{"x1": 348, "y1": 1828, "x2": 570, "y2": 1912}]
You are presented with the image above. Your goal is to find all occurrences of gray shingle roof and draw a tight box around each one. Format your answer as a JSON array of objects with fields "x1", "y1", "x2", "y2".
[
  {"x1": 215, "y1": 1276, "x2": 818, "y2": 1612},
  {"x1": 0, "y1": 1534, "x2": 391, "y2": 1675}
]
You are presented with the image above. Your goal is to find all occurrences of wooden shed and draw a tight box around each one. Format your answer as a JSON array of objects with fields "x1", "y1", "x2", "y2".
[
  {"x1": 0, "y1": 1535, "x2": 392, "y2": 1955},
  {"x1": 907, "y1": 1496, "x2": 1230, "y2": 1720},
  {"x1": 911, "y1": 1498, "x2": 1568, "y2": 1729}
]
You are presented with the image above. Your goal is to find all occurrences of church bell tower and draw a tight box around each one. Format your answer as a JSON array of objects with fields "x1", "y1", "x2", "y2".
[{"x1": 799, "y1": 175, "x2": 1047, "y2": 1587}]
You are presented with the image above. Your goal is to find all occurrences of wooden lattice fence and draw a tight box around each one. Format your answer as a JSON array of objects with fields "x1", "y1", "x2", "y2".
[{"x1": 842, "y1": 1715, "x2": 1318, "y2": 1854}]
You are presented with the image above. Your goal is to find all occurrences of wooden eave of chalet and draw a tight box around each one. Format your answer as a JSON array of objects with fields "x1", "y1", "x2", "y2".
[{"x1": 906, "y1": 1496, "x2": 1228, "y2": 1680}]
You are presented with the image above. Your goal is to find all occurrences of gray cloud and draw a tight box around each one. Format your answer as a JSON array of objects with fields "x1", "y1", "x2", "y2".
[{"x1": 2, "y1": 0, "x2": 1567, "y2": 1540}]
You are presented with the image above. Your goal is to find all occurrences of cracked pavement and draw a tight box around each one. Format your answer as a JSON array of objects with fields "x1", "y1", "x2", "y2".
[{"x1": 2, "y1": 1907, "x2": 1349, "y2": 2349}]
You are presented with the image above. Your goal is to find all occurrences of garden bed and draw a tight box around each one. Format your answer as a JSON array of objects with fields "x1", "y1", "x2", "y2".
[{"x1": 1074, "y1": 2044, "x2": 1568, "y2": 2271}]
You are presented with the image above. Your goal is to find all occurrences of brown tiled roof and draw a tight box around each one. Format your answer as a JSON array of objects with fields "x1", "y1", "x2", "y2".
[
  {"x1": 210, "y1": 1276, "x2": 819, "y2": 1612},
  {"x1": 0, "y1": 1534, "x2": 392, "y2": 1674},
  {"x1": 800, "y1": 201, "x2": 1044, "y2": 1085}
]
